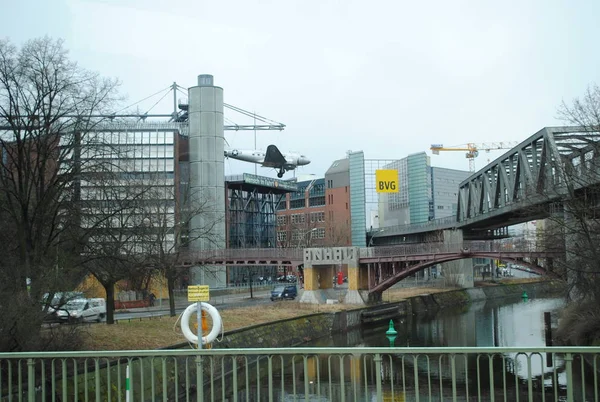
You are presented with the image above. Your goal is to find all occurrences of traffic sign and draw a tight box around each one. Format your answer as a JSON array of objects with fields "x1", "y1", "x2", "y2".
[
  {"x1": 375, "y1": 169, "x2": 399, "y2": 193},
  {"x1": 188, "y1": 285, "x2": 210, "y2": 302}
]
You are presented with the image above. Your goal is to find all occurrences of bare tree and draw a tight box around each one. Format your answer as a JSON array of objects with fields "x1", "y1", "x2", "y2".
[
  {"x1": 145, "y1": 183, "x2": 224, "y2": 317},
  {"x1": 78, "y1": 171, "x2": 158, "y2": 324},
  {"x1": 548, "y1": 84, "x2": 600, "y2": 345},
  {"x1": 0, "y1": 37, "x2": 119, "y2": 349}
]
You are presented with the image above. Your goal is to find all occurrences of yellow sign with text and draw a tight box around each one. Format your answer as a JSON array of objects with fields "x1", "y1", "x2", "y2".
[
  {"x1": 375, "y1": 169, "x2": 399, "y2": 193},
  {"x1": 187, "y1": 285, "x2": 210, "y2": 302}
]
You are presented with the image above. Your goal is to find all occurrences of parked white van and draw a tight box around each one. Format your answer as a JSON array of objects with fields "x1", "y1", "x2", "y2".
[{"x1": 55, "y1": 298, "x2": 106, "y2": 323}]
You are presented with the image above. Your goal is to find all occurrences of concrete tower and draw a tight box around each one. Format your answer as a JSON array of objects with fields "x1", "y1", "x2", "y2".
[{"x1": 188, "y1": 74, "x2": 226, "y2": 287}]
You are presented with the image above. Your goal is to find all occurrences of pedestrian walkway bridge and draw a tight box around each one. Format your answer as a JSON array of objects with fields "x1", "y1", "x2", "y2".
[{"x1": 179, "y1": 239, "x2": 562, "y2": 304}]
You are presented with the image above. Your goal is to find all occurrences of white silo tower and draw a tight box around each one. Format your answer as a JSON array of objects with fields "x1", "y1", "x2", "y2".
[{"x1": 188, "y1": 74, "x2": 226, "y2": 287}]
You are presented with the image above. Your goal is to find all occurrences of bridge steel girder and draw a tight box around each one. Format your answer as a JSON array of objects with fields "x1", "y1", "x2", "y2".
[
  {"x1": 367, "y1": 251, "x2": 560, "y2": 294},
  {"x1": 457, "y1": 126, "x2": 600, "y2": 231},
  {"x1": 371, "y1": 126, "x2": 600, "y2": 240},
  {"x1": 177, "y1": 248, "x2": 304, "y2": 267}
]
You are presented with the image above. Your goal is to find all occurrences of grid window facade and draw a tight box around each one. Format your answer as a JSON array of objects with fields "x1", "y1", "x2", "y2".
[
  {"x1": 309, "y1": 196, "x2": 325, "y2": 206},
  {"x1": 290, "y1": 199, "x2": 305, "y2": 209},
  {"x1": 79, "y1": 129, "x2": 177, "y2": 253},
  {"x1": 310, "y1": 211, "x2": 325, "y2": 223},
  {"x1": 314, "y1": 228, "x2": 325, "y2": 239},
  {"x1": 291, "y1": 214, "x2": 305, "y2": 224}
]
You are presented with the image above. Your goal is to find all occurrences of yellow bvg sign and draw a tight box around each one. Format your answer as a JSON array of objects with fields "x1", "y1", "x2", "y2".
[{"x1": 376, "y1": 169, "x2": 399, "y2": 193}]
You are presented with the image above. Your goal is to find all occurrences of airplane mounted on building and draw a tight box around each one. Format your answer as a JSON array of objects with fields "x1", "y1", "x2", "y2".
[{"x1": 224, "y1": 145, "x2": 311, "y2": 178}]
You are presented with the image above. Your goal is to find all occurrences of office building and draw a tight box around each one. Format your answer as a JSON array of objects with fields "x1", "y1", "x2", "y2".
[{"x1": 377, "y1": 152, "x2": 470, "y2": 228}]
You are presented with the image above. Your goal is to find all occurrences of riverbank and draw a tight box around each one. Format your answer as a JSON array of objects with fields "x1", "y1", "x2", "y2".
[
  {"x1": 82, "y1": 279, "x2": 565, "y2": 350},
  {"x1": 193, "y1": 279, "x2": 566, "y2": 350}
]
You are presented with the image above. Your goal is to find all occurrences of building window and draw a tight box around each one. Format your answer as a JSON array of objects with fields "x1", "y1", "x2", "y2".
[
  {"x1": 346, "y1": 202, "x2": 348, "y2": 210},
  {"x1": 291, "y1": 214, "x2": 305, "y2": 224},
  {"x1": 276, "y1": 200, "x2": 287, "y2": 210},
  {"x1": 310, "y1": 211, "x2": 325, "y2": 223},
  {"x1": 290, "y1": 199, "x2": 305, "y2": 209},
  {"x1": 437, "y1": 205, "x2": 444, "y2": 210},
  {"x1": 277, "y1": 215, "x2": 287, "y2": 225},
  {"x1": 277, "y1": 231, "x2": 287, "y2": 241},
  {"x1": 314, "y1": 228, "x2": 325, "y2": 239},
  {"x1": 309, "y1": 196, "x2": 325, "y2": 206},
  {"x1": 291, "y1": 231, "x2": 301, "y2": 241}
]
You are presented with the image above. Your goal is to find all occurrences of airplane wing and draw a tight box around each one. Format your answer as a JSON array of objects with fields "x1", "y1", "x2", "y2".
[{"x1": 262, "y1": 145, "x2": 287, "y2": 168}]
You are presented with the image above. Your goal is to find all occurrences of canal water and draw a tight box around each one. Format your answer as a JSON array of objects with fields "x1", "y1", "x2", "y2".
[
  {"x1": 314, "y1": 296, "x2": 566, "y2": 349},
  {"x1": 267, "y1": 295, "x2": 597, "y2": 402}
]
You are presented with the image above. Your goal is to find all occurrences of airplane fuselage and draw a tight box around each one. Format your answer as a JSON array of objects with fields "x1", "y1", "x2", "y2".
[{"x1": 224, "y1": 149, "x2": 310, "y2": 170}]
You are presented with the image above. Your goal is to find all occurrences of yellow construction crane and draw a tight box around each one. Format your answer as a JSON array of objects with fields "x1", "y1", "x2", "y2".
[{"x1": 430, "y1": 142, "x2": 519, "y2": 172}]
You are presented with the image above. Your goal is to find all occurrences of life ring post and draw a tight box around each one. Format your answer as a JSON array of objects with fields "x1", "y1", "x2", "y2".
[
  {"x1": 196, "y1": 301, "x2": 202, "y2": 350},
  {"x1": 181, "y1": 302, "x2": 222, "y2": 346}
]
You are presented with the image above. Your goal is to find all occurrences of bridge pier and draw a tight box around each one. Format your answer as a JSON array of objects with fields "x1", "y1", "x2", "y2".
[
  {"x1": 300, "y1": 262, "x2": 339, "y2": 304},
  {"x1": 442, "y1": 230, "x2": 474, "y2": 288},
  {"x1": 343, "y1": 253, "x2": 368, "y2": 305},
  {"x1": 300, "y1": 247, "x2": 367, "y2": 305}
]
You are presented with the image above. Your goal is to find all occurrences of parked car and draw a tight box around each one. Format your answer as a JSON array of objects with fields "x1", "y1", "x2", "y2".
[
  {"x1": 42, "y1": 291, "x2": 84, "y2": 311},
  {"x1": 55, "y1": 298, "x2": 107, "y2": 323},
  {"x1": 270, "y1": 284, "x2": 298, "y2": 301}
]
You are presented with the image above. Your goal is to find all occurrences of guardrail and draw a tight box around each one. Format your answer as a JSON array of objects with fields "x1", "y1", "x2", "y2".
[
  {"x1": 178, "y1": 247, "x2": 304, "y2": 263},
  {"x1": 362, "y1": 240, "x2": 554, "y2": 258},
  {"x1": 1, "y1": 347, "x2": 598, "y2": 401},
  {"x1": 370, "y1": 216, "x2": 459, "y2": 237}
]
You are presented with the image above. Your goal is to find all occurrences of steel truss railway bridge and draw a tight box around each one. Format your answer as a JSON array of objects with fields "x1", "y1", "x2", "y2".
[{"x1": 371, "y1": 126, "x2": 600, "y2": 243}]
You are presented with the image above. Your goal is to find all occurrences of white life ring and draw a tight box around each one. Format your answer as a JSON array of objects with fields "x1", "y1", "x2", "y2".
[{"x1": 181, "y1": 302, "x2": 222, "y2": 345}]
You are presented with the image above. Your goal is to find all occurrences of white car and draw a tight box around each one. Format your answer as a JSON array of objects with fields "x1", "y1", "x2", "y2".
[{"x1": 56, "y1": 298, "x2": 106, "y2": 323}]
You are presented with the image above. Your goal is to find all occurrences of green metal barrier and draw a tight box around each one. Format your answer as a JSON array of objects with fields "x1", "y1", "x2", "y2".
[{"x1": 1, "y1": 347, "x2": 599, "y2": 401}]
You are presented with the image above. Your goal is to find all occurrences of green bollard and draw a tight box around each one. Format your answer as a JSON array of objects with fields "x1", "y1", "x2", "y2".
[
  {"x1": 386, "y1": 319, "x2": 398, "y2": 336},
  {"x1": 386, "y1": 320, "x2": 398, "y2": 347}
]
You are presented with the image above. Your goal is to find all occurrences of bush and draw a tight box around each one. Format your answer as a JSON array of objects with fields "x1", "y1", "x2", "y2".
[
  {"x1": 0, "y1": 291, "x2": 84, "y2": 352},
  {"x1": 555, "y1": 300, "x2": 600, "y2": 346}
]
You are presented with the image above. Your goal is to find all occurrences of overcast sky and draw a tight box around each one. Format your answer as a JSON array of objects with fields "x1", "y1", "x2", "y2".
[{"x1": 2, "y1": 0, "x2": 600, "y2": 178}]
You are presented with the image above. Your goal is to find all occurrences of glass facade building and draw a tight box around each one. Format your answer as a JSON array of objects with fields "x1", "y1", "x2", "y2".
[
  {"x1": 374, "y1": 152, "x2": 470, "y2": 228},
  {"x1": 349, "y1": 151, "x2": 366, "y2": 247}
]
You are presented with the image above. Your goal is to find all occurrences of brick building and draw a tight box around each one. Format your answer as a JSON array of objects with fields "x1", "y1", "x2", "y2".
[{"x1": 276, "y1": 157, "x2": 353, "y2": 249}]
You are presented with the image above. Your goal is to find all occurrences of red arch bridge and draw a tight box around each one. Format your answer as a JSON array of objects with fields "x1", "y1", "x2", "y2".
[{"x1": 178, "y1": 240, "x2": 562, "y2": 304}]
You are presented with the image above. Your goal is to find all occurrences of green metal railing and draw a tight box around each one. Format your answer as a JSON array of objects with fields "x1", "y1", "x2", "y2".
[{"x1": 1, "y1": 347, "x2": 599, "y2": 401}]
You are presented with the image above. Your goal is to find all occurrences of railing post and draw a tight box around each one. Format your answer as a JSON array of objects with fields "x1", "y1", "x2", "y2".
[
  {"x1": 564, "y1": 352, "x2": 574, "y2": 402},
  {"x1": 196, "y1": 355, "x2": 204, "y2": 402},
  {"x1": 374, "y1": 353, "x2": 383, "y2": 402},
  {"x1": 27, "y1": 358, "x2": 35, "y2": 402}
]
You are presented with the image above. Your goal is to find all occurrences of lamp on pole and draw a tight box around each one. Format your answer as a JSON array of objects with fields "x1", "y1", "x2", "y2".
[{"x1": 368, "y1": 228, "x2": 385, "y2": 247}]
